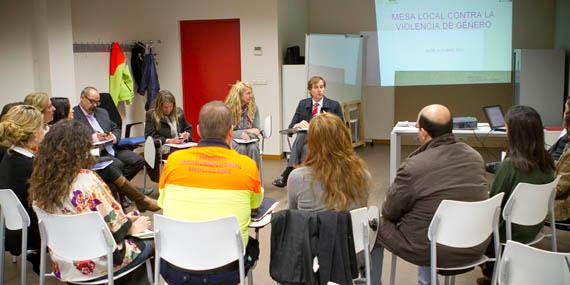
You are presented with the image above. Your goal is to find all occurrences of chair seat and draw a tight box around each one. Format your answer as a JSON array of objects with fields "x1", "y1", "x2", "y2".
[
  {"x1": 71, "y1": 260, "x2": 151, "y2": 284},
  {"x1": 436, "y1": 255, "x2": 495, "y2": 271}
]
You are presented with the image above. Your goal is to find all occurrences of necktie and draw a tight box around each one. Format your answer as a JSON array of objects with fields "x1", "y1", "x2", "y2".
[{"x1": 312, "y1": 103, "x2": 319, "y2": 118}]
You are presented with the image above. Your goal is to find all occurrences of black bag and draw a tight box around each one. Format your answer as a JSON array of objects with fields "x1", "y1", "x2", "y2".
[{"x1": 284, "y1": 46, "x2": 305, "y2": 64}]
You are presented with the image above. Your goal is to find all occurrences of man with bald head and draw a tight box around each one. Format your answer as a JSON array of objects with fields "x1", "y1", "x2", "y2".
[{"x1": 372, "y1": 104, "x2": 489, "y2": 284}]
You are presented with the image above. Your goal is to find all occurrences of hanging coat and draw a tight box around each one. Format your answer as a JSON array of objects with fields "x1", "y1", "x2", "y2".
[
  {"x1": 131, "y1": 42, "x2": 145, "y2": 89},
  {"x1": 109, "y1": 42, "x2": 134, "y2": 105},
  {"x1": 139, "y1": 53, "x2": 160, "y2": 110}
]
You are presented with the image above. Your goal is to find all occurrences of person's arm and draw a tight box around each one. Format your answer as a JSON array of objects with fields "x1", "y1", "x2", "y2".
[
  {"x1": 490, "y1": 159, "x2": 516, "y2": 209},
  {"x1": 178, "y1": 108, "x2": 193, "y2": 140},
  {"x1": 381, "y1": 165, "x2": 416, "y2": 222},
  {"x1": 98, "y1": 109, "x2": 121, "y2": 144},
  {"x1": 144, "y1": 111, "x2": 167, "y2": 144},
  {"x1": 287, "y1": 169, "x2": 301, "y2": 209},
  {"x1": 289, "y1": 101, "x2": 305, "y2": 129},
  {"x1": 333, "y1": 101, "x2": 344, "y2": 121},
  {"x1": 555, "y1": 151, "x2": 570, "y2": 199}
]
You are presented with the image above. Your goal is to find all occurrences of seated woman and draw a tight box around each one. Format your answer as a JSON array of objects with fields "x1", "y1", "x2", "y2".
[
  {"x1": 49, "y1": 97, "x2": 159, "y2": 212},
  {"x1": 144, "y1": 90, "x2": 192, "y2": 181},
  {"x1": 552, "y1": 112, "x2": 570, "y2": 225},
  {"x1": 24, "y1": 92, "x2": 55, "y2": 128},
  {"x1": 29, "y1": 120, "x2": 153, "y2": 283},
  {"x1": 49, "y1": 97, "x2": 73, "y2": 123},
  {"x1": 479, "y1": 105, "x2": 555, "y2": 284},
  {"x1": 0, "y1": 105, "x2": 46, "y2": 273},
  {"x1": 224, "y1": 81, "x2": 262, "y2": 169},
  {"x1": 287, "y1": 112, "x2": 369, "y2": 212}
]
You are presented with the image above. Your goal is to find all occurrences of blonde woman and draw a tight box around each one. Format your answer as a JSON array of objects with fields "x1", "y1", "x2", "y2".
[
  {"x1": 0, "y1": 105, "x2": 46, "y2": 273},
  {"x1": 224, "y1": 81, "x2": 261, "y2": 169},
  {"x1": 144, "y1": 90, "x2": 192, "y2": 182},
  {"x1": 287, "y1": 112, "x2": 369, "y2": 212},
  {"x1": 24, "y1": 92, "x2": 55, "y2": 126}
]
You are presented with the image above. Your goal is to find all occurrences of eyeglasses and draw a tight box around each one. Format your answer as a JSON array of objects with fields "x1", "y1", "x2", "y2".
[{"x1": 83, "y1": 96, "x2": 100, "y2": 106}]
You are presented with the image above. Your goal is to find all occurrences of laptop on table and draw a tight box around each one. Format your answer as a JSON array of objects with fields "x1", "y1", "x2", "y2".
[{"x1": 483, "y1": 105, "x2": 507, "y2": 132}]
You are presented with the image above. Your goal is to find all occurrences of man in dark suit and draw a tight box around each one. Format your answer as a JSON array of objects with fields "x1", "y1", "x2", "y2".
[
  {"x1": 272, "y1": 76, "x2": 344, "y2": 187},
  {"x1": 74, "y1": 86, "x2": 145, "y2": 180}
]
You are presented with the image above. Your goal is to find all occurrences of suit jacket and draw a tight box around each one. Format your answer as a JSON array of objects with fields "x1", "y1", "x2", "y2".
[
  {"x1": 288, "y1": 97, "x2": 344, "y2": 129},
  {"x1": 73, "y1": 106, "x2": 122, "y2": 145},
  {"x1": 144, "y1": 108, "x2": 193, "y2": 144}
]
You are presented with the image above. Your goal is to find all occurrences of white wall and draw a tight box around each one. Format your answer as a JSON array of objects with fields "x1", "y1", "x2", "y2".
[
  {"x1": 71, "y1": 0, "x2": 282, "y2": 155},
  {"x1": 0, "y1": 0, "x2": 36, "y2": 105}
]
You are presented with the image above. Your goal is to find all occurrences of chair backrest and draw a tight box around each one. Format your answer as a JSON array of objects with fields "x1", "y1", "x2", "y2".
[
  {"x1": 99, "y1": 93, "x2": 122, "y2": 129},
  {"x1": 502, "y1": 177, "x2": 560, "y2": 226},
  {"x1": 0, "y1": 189, "x2": 30, "y2": 230},
  {"x1": 263, "y1": 115, "x2": 272, "y2": 138},
  {"x1": 154, "y1": 214, "x2": 243, "y2": 270},
  {"x1": 33, "y1": 206, "x2": 116, "y2": 261},
  {"x1": 144, "y1": 136, "x2": 156, "y2": 168},
  {"x1": 350, "y1": 206, "x2": 379, "y2": 254},
  {"x1": 428, "y1": 194, "x2": 504, "y2": 248},
  {"x1": 498, "y1": 240, "x2": 570, "y2": 285}
]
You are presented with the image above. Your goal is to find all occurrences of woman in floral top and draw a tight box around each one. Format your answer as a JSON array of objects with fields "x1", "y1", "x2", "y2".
[
  {"x1": 29, "y1": 120, "x2": 153, "y2": 283},
  {"x1": 224, "y1": 81, "x2": 261, "y2": 170}
]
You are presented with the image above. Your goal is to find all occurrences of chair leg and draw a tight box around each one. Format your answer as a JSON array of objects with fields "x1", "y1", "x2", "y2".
[
  {"x1": 145, "y1": 260, "x2": 153, "y2": 285},
  {"x1": 389, "y1": 253, "x2": 397, "y2": 285},
  {"x1": 450, "y1": 275, "x2": 456, "y2": 285},
  {"x1": 247, "y1": 270, "x2": 253, "y2": 285},
  {"x1": 21, "y1": 227, "x2": 27, "y2": 285},
  {"x1": 0, "y1": 215, "x2": 4, "y2": 284},
  {"x1": 444, "y1": 275, "x2": 450, "y2": 285}
]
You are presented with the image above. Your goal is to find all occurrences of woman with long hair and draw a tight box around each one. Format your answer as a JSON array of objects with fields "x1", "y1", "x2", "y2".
[
  {"x1": 224, "y1": 81, "x2": 262, "y2": 169},
  {"x1": 49, "y1": 97, "x2": 73, "y2": 124},
  {"x1": 144, "y1": 90, "x2": 192, "y2": 181},
  {"x1": 0, "y1": 105, "x2": 46, "y2": 273},
  {"x1": 287, "y1": 112, "x2": 369, "y2": 212},
  {"x1": 29, "y1": 120, "x2": 153, "y2": 283},
  {"x1": 24, "y1": 92, "x2": 55, "y2": 126},
  {"x1": 479, "y1": 105, "x2": 555, "y2": 284},
  {"x1": 50, "y1": 97, "x2": 159, "y2": 212}
]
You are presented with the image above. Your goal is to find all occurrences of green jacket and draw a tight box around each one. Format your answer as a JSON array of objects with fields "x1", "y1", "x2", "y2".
[{"x1": 490, "y1": 158, "x2": 554, "y2": 243}]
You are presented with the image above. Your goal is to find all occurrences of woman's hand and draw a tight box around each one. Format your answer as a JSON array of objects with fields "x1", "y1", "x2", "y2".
[
  {"x1": 179, "y1": 131, "x2": 191, "y2": 141},
  {"x1": 247, "y1": 128, "x2": 261, "y2": 136},
  {"x1": 166, "y1": 137, "x2": 184, "y2": 144},
  {"x1": 128, "y1": 215, "x2": 151, "y2": 235},
  {"x1": 240, "y1": 132, "x2": 250, "y2": 140},
  {"x1": 294, "y1": 120, "x2": 309, "y2": 129},
  {"x1": 126, "y1": 211, "x2": 141, "y2": 222}
]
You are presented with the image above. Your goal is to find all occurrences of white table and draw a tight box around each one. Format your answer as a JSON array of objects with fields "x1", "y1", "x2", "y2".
[{"x1": 389, "y1": 123, "x2": 507, "y2": 183}]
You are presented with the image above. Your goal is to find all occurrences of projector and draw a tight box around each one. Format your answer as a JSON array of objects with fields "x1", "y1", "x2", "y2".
[{"x1": 453, "y1": 117, "x2": 478, "y2": 130}]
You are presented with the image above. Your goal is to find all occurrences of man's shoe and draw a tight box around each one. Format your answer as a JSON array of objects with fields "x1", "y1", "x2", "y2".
[{"x1": 272, "y1": 176, "x2": 287, "y2": 188}]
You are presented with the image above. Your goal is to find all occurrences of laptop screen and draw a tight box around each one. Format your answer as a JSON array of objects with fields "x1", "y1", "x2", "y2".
[{"x1": 483, "y1": 105, "x2": 506, "y2": 129}]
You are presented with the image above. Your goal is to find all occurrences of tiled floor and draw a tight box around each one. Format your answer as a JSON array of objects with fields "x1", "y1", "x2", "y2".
[{"x1": 3, "y1": 143, "x2": 569, "y2": 284}]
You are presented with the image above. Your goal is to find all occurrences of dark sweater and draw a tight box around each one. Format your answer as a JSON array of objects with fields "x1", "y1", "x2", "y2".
[
  {"x1": 0, "y1": 150, "x2": 40, "y2": 254},
  {"x1": 490, "y1": 158, "x2": 555, "y2": 242}
]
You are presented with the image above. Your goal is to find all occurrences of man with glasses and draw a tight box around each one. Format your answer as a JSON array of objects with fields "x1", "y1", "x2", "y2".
[{"x1": 73, "y1": 86, "x2": 145, "y2": 182}]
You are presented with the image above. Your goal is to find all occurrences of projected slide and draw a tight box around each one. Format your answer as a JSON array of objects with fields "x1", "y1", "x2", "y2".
[{"x1": 375, "y1": 0, "x2": 512, "y2": 86}]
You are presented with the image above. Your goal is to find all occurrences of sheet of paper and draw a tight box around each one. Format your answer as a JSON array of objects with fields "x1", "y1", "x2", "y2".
[{"x1": 164, "y1": 142, "x2": 198, "y2": 149}]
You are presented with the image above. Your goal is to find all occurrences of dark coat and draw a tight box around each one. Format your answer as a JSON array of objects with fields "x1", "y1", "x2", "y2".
[
  {"x1": 73, "y1": 105, "x2": 122, "y2": 143},
  {"x1": 270, "y1": 209, "x2": 358, "y2": 285},
  {"x1": 0, "y1": 150, "x2": 40, "y2": 255},
  {"x1": 288, "y1": 97, "x2": 344, "y2": 129},
  {"x1": 144, "y1": 108, "x2": 193, "y2": 144},
  {"x1": 376, "y1": 134, "x2": 490, "y2": 267},
  {"x1": 549, "y1": 134, "x2": 568, "y2": 161}
]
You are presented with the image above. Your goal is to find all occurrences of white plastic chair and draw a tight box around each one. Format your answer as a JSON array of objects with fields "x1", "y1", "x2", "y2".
[
  {"x1": 497, "y1": 240, "x2": 570, "y2": 285},
  {"x1": 259, "y1": 115, "x2": 272, "y2": 183},
  {"x1": 0, "y1": 189, "x2": 31, "y2": 285},
  {"x1": 34, "y1": 206, "x2": 152, "y2": 285},
  {"x1": 350, "y1": 206, "x2": 379, "y2": 285},
  {"x1": 502, "y1": 177, "x2": 560, "y2": 252},
  {"x1": 143, "y1": 136, "x2": 157, "y2": 192},
  {"x1": 390, "y1": 194, "x2": 504, "y2": 285},
  {"x1": 153, "y1": 214, "x2": 251, "y2": 285}
]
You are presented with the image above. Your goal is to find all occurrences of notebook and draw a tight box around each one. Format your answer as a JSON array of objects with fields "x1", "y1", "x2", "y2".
[
  {"x1": 482, "y1": 105, "x2": 507, "y2": 132},
  {"x1": 251, "y1": 197, "x2": 279, "y2": 222}
]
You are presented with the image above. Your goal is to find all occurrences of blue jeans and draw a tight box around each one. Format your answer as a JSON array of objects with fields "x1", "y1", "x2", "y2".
[
  {"x1": 160, "y1": 238, "x2": 259, "y2": 285},
  {"x1": 370, "y1": 246, "x2": 434, "y2": 285}
]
